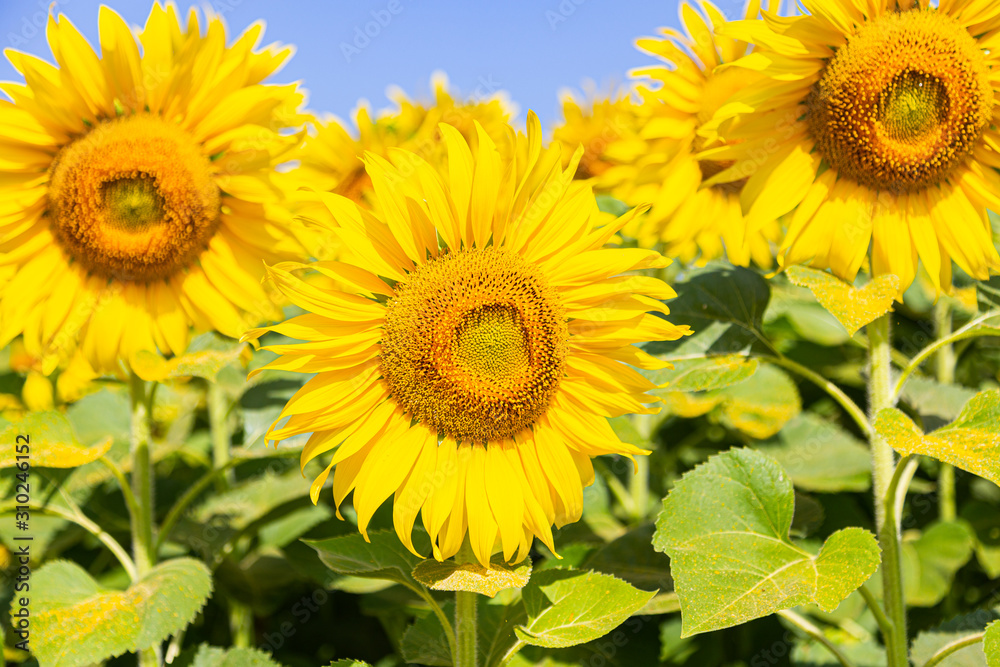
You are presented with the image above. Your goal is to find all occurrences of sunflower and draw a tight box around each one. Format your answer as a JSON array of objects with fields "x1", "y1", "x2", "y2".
[
  {"x1": 616, "y1": 0, "x2": 780, "y2": 268},
  {"x1": 552, "y1": 89, "x2": 646, "y2": 190},
  {"x1": 0, "y1": 4, "x2": 309, "y2": 373},
  {"x1": 292, "y1": 72, "x2": 515, "y2": 211},
  {"x1": 711, "y1": 0, "x2": 1000, "y2": 291},
  {"x1": 246, "y1": 115, "x2": 690, "y2": 566}
]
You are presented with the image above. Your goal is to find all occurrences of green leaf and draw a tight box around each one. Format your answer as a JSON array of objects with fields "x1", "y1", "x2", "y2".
[
  {"x1": 785, "y1": 266, "x2": 899, "y2": 336},
  {"x1": 583, "y1": 524, "x2": 672, "y2": 592},
  {"x1": 514, "y1": 569, "x2": 654, "y2": 649},
  {"x1": 413, "y1": 555, "x2": 532, "y2": 598},
  {"x1": 756, "y1": 412, "x2": 871, "y2": 493},
  {"x1": 875, "y1": 390, "x2": 1000, "y2": 485},
  {"x1": 659, "y1": 364, "x2": 800, "y2": 439},
  {"x1": 647, "y1": 266, "x2": 770, "y2": 358},
  {"x1": 400, "y1": 602, "x2": 452, "y2": 667},
  {"x1": 306, "y1": 529, "x2": 428, "y2": 593},
  {"x1": 0, "y1": 411, "x2": 112, "y2": 469},
  {"x1": 765, "y1": 282, "x2": 852, "y2": 347},
  {"x1": 978, "y1": 276, "x2": 1000, "y2": 311},
  {"x1": 647, "y1": 354, "x2": 759, "y2": 393},
  {"x1": 326, "y1": 661, "x2": 373, "y2": 667},
  {"x1": 653, "y1": 447, "x2": 880, "y2": 636},
  {"x1": 985, "y1": 621, "x2": 1000, "y2": 667},
  {"x1": 903, "y1": 521, "x2": 975, "y2": 607},
  {"x1": 189, "y1": 644, "x2": 282, "y2": 667},
  {"x1": 480, "y1": 599, "x2": 528, "y2": 667},
  {"x1": 792, "y1": 638, "x2": 888, "y2": 666},
  {"x1": 961, "y1": 501, "x2": 1000, "y2": 578},
  {"x1": 32, "y1": 558, "x2": 212, "y2": 667},
  {"x1": 901, "y1": 376, "x2": 977, "y2": 425},
  {"x1": 911, "y1": 607, "x2": 1000, "y2": 667}
]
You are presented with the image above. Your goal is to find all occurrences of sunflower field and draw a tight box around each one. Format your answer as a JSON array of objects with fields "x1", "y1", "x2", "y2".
[{"x1": 1, "y1": 0, "x2": 1000, "y2": 665}]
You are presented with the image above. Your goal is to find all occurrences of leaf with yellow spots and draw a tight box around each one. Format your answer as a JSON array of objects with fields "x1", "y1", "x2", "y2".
[
  {"x1": 130, "y1": 345, "x2": 247, "y2": 382},
  {"x1": 413, "y1": 555, "x2": 532, "y2": 598},
  {"x1": 874, "y1": 390, "x2": 1000, "y2": 485},
  {"x1": 31, "y1": 558, "x2": 212, "y2": 667},
  {"x1": 653, "y1": 448, "x2": 880, "y2": 637},
  {"x1": 786, "y1": 266, "x2": 899, "y2": 336},
  {"x1": 0, "y1": 411, "x2": 111, "y2": 469},
  {"x1": 514, "y1": 569, "x2": 655, "y2": 648}
]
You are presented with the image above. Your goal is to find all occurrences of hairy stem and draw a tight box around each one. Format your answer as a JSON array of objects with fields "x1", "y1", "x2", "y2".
[
  {"x1": 867, "y1": 315, "x2": 908, "y2": 667},
  {"x1": 129, "y1": 373, "x2": 159, "y2": 667},
  {"x1": 934, "y1": 299, "x2": 957, "y2": 522},
  {"x1": 454, "y1": 542, "x2": 479, "y2": 667}
]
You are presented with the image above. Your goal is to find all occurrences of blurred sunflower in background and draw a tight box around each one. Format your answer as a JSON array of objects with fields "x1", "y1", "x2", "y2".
[
  {"x1": 714, "y1": 0, "x2": 1000, "y2": 292},
  {"x1": 552, "y1": 87, "x2": 645, "y2": 191},
  {"x1": 621, "y1": 0, "x2": 780, "y2": 267},
  {"x1": 291, "y1": 72, "x2": 515, "y2": 207},
  {"x1": 0, "y1": 3, "x2": 310, "y2": 373},
  {"x1": 247, "y1": 115, "x2": 690, "y2": 566}
]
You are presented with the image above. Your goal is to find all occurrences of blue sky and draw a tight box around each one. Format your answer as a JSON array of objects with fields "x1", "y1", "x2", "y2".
[{"x1": 0, "y1": 0, "x2": 748, "y2": 129}]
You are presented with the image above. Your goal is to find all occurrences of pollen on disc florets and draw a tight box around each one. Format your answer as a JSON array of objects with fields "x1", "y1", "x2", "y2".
[
  {"x1": 48, "y1": 114, "x2": 220, "y2": 281},
  {"x1": 380, "y1": 246, "x2": 569, "y2": 444},
  {"x1": 806, "y1": 9, "x2": 993, "y2": 193}
]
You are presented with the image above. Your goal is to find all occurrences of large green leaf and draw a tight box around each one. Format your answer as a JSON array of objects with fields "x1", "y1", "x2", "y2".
[
  {"x1": 653, "y1": 448, "x2": 880, "y2": 636},
  {"x1": 900, "y1": 376, "x2": 977, "y2": 426},
  {"x1": 514, "y1": 569, "x2": 654, "y2": 649},
  {"x1": 413, "y1": 555, "x2": 532, "y2": 598},
  {"x1": 583, "y1": 524, "x2": 672, "y2": 593},
  {"x1": 785, "y1": 266, "x2": 898, "y2": 336},
  {"x1": 647, "y1": 266, "x2": 771, "y2": 358},
  {"x1": 756, "y1": 412, "x2": 871, "y2": 493},
  {"x1": 875, "y1": 390, "x2": 1000, "y2": 485},
  {"x1": 31, "y1": 558, "x2": 212, "y2": 667},
  {"x1": 903, "y1": 521, "x2": 975, "y2": 607},
  {"x1": 0, "y1": 411, "x2": 111, "y2": 469},
  {"x1": 189, "y1": 644, "x2": 282, "y2": 666},
  {"x1": 306, "y1": 529, "x2": 428, "y2": 593}
]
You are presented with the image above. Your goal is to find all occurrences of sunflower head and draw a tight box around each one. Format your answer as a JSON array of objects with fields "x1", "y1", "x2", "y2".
[
  {"x1": 0, "y1": 4, "x2": 310, "y2": 372},
  {"x1": 247, "y1": 114, "x2": 690, "y2": 566}
]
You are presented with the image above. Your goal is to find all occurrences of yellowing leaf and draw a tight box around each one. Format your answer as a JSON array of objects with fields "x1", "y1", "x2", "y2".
[
  {"x1": 654, "y1": 448, "x2": 880, "y2": 637},
  {"x1": 0, "y1": 412, "x2": 111, "y2": 469},
  {"x1": 413, "y1": 555, "x2": 532, "y2": 598},
  {"x1": 786, "y1": 265, "x2": 899, "y2": 336},
  {"x1": 32, "y1": 558, "x2": 212, "y2": 667},
  {"x1": 875, "y1": 390, "x2": 1000, "y2": 485}
]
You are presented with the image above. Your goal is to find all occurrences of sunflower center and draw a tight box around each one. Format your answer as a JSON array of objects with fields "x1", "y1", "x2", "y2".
[
  {"x1": 806, "y1": 10, "x2": 992, "y2": 193},
  {"x1": 380, "y1": 247, "x2": 568, "y2": 443},
  {"x1": 48, "y1": 114, "x2": 220, "y2": 281}
]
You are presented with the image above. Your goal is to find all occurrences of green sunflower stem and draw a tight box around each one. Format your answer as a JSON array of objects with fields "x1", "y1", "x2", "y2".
[
  {"x1": 129, "y1": 372, "x2": 159, "y2": 667},
  {"x1": 867, "y1": 314, "x2": 908, "y2": 667},
  {"x1": 934, "y1": 298, "x2": 957, "y2": 522},
  {"x1": 454, "y1": 542, "x2": 480, "y2": 667},
  {"x1": 208, "y1": 382, "x2": 234, "y2": 489}
]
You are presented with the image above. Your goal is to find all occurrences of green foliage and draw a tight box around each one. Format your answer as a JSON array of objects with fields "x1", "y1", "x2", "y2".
[
  {"x1": 653, "y1": 448, "x2": 880, "y2": 636},
  {"x1": 658, "y1": 363, "x2": 801, "y2": 438},
  {"x1": 648, "y1": 354, "x2": 759, "y2": 392},
  {"x1": 756, "y1": 412, "x2": 871, "y2": 492},
  {"x1": 400, "y1": 602, "x2": 453, "y2": 667},
  {"x1": 187, "y1": 644, "x2": 282, "y2": 666},
  {"x1": 31, "y1": 558, "x2": 212, "y2": 667},
  {"x1": 306, "y1": 529, "x2": 428, "y2": 593},
  {"x1": 985, "y1": 621, "x2": 1000, "y2": 666},
  {"x1": 515, "y1": 569, "x2": 654, "y2": 649},
  {"x1": 911, "y1": 607, "x2": 1000, "y2": 666},
  {"x1": 902, "y1": 521, "x2": 976, "y2": 607},
  {"x1": 413, "y1": 555, "x2": 532, "y2": 597}
]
